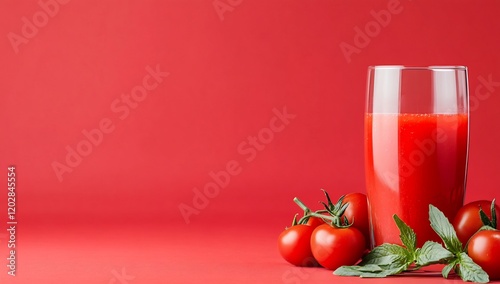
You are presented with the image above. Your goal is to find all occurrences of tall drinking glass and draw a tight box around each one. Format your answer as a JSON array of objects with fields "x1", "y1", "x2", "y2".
[{"x1": 365, "y1": 66, "x2": 469, "y2": 247}]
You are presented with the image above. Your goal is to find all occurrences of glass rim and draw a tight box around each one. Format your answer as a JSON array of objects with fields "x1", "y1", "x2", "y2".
[{"x1": 368, "y1": 65, "x2": 467, "y2": 71}]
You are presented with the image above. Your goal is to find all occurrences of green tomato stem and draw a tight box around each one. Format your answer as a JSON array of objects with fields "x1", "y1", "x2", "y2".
[
  {"x1": 492, "y1": 198, "x2": 497, "y2": 229},
  {"x1": 310, "y1": 211, "x2": 336, "y2": 222},
  {"x1": 293, "y1": 197, "x2": 310, "y2": 212},
  {"x1": 291, "y1": 213, "x2": 298, "y2": 227}
]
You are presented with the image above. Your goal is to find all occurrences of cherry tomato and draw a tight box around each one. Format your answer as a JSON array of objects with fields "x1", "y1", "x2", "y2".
[
  {"x1": 467, "y1": 230, "x2": 500, "y2": 280},
  {"x1": 278, "y1": 225, "x2": 317, "y2": 267},
  {"x1": 342, "y1": 193, "x2": 370, "y2": 248},
  {"x1": 452, "y1": 200, "x2": 500, "y2": 245},
  {"x1": 310, "y1": 224, "x2": 365, "y2": 270}
]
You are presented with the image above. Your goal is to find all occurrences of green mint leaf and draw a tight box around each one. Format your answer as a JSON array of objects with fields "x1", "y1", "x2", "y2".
[
  {"x1": 442, "y1": 260, "x2": 457, "y2": 279},
  {"x1": 356, "y1": 264, "x2": 384, "y2": 272},
  {"x1": 456, "y1": 252, "x2": 489, "y2": 283},
  {"x1": 375, "y1": 264, "x2": 409, "y2": 277},
  {"x1": 429, "y1": 205, "x2": 463, "y2": 254},
  {"x1": 334, "y1": 264, "x2": 383, "y2": 276},
  {"x1": 336, "y1": 243, "x2": 412, "y2": 278},
  {"x1": 334, "y1": 266, "x2": 366, "y2": 277},
  {"x1": 334, "y1": 264, "x2": 408, "y2": 278},
  {"x1": 416, "y1": 241, "x2": 454, "y2": 266},
  {"x1": 360, "y1": 244, "x2": 411, "y2": 266},
  {"x1": 360, "y1": 254, "x2": 398, "y2": 267},
  {"x1": 393, "y1": 214, "x2": 417, "y2": 253}
]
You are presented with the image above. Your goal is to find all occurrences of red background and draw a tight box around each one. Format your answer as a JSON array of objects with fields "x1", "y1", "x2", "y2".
[{"x1": 1, "y1": 0, "x2": 499, "y2": 283}]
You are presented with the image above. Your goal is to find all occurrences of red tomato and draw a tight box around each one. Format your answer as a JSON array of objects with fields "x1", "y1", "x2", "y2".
[
  {"x1": 342, "y1": 193, "x2": 370, "y2": 248},
  {"x1": 452, "y1": 200, "x2": 500, "y2": 245},
  {"x1": 278, "y1": 225, "x2": 317, "y2": 267},
  {"x1": 310, "y1": 224, "x2": 365, "y2": 270},
  {"x1": 467, "y1": 230, "x2": 500, "y2": 280}
]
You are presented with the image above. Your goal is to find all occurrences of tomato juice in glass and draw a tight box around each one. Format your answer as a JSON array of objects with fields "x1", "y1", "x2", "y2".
[{"x1": 365, "y1": 66, "x2": 469, "y2": 247}]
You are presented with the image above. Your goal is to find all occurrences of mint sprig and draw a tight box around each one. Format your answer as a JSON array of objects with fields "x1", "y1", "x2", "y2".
[{"x1": 334, "y1": 204, "x2": 490, "y2": 283}]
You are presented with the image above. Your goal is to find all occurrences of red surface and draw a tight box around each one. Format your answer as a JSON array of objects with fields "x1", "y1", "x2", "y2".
[
  {"x1": 0, "y1": 0, "x2": 500, "y2": 283},
  {"x1": 366, "y1": 113, "x2": 468, "y2": 247}
]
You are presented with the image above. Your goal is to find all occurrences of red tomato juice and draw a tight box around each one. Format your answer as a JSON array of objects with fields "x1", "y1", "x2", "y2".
[{"x1": 365, "y1": 113, "x2": 468, "y2": 247}]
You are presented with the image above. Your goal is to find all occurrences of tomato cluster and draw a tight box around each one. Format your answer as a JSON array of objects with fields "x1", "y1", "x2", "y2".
[
  {"x1": 452, "y1": 199, "x2": 500, "y2": 280},
  {"x1": 278, "y1": 191, "x2": 369, "y2": 270},
  {"x1": 279, "y1": 191, "x2": 500, "y2": 280}
]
